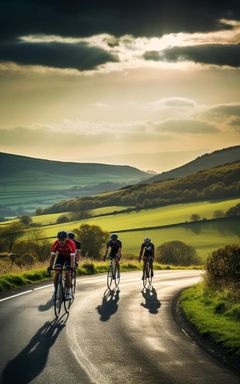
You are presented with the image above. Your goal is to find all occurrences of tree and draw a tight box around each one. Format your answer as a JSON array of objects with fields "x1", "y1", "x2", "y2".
[
  {"x1": 0, "y1": 222, "x2": 24, "y2": 252},
  {"x1": 19, "y1": 215, "x2": 32, "y2": 226},
  {"x1": 190, "y1": 213, "x2": 201, "y2": 222},
  {"x1": 157, "y1": 241, "x2": 200, "y2": 266},
  {"x1": 225, "y1": 203, "x2": 240, "y2": 218},
  {"x1": 74, "y1": 224, "x2": 109, "y2": 259},
  {"x1": 56, "y1": 214, "x2": 70, "y2": 224}
]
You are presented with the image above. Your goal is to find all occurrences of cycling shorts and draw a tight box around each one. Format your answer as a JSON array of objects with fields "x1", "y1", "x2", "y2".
[
  {"x1": 55, "y1": 254, "x2": 71, "y2": 269},
  {"x1": 143, "y1": 255, "x2": 153, "y2": 261},
  {"x1": 110, "y1": 254, "x2": 120, "y2": 260}
]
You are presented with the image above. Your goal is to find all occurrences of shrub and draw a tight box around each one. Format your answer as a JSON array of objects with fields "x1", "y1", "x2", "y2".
[
  {"x1": 205, "y1": 244, "x2": 240, "y2": 290},
  {"x1": 190, "y1": 214, "x2": 201, "y2": 221},
  {"x1": 225, "y1": 203, "x2": 240, "y2": 218},
  {"x1": 157, "y1": 240, "x2": 200, "y2": 266}
]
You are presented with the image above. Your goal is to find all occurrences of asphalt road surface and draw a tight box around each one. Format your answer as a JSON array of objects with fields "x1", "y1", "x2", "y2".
[{"x1": 0, "y1": 270, "x2": 239, "y2": 384}]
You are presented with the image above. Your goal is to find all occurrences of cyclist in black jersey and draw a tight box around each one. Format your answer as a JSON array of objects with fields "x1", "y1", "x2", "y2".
[
  {"x1": 103, "y1": 233, "x2": 122, "y2": 278},
  {"x1": 68, "y1": 232, "x2": 81, "y2": 264},
  {"x1": 139, "y1": 238, "x2": 154, "y2": 279}
]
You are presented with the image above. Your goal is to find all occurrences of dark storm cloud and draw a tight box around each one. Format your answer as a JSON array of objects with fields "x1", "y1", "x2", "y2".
[
  {"x1": 0, "y1": 41, "x2": 118, "y2": 70},
  {"x1": 1, "y1": 1, "x2": 240, "y2": 42},
  {"x1": 144, "y1": 44, "x2": 240, "y2": 67}
]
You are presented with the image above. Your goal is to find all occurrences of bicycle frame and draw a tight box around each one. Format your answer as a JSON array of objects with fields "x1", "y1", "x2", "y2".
[
  {"x1": 142, "y1": 258, "x2": 153, "y2": 289},
  {"x1": 50, "y1": 267, "x2": 73, "y2": 317},
  {"x1": 106, "y1": 257, "x2": 120, "y2": 289}
]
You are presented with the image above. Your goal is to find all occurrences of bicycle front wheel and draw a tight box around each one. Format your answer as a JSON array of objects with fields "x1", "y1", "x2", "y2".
[
  {"x1": 146, "y1": 262, "x2": 152, "y2": 286},
  {"x1": 115, "y1": 264, "x2": 120, "y2": 288},
  {"x1": 142, "y1": 267, "x2": 148, "y2": 289},
  {"x1": 107, "y1": 266, "x2": 113, "y2": 289},
  {"x1": 54, "y1": 281, "x2": 64, "y2": 317}
]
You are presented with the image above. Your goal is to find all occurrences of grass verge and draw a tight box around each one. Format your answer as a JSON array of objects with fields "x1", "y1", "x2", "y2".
[{"x1": 180, "y1": 283, "x2": 240, "y2": 357}]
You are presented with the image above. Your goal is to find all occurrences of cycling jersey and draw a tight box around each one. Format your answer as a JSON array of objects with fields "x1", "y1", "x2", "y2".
[
  {"x1": 107, "y1": 239, "x2": 122, "y2": 258},
  {"x1": 74, "y1": 239, "x2": 81, "y2": 252},
  {"x1": 140, "y1": 242, "x2": 154, "y2": 258},
  {"x1": 51, "y1": 238, "x2": 76, "y2": 257}
]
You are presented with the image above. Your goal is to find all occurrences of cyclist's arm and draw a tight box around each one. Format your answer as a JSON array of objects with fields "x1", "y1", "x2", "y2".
[
  {"x1": 116, "y1": 247, "x2": 122, "y2": 258},
  {"x1": 49, "y1": 241, "x2": 58, "y2": 267},
  {"x1": 104, "y1": 246, "x2": 109, "y2": 258},
  {"x1": 69, "y1": 240, "x2": 76, "y2": 268},
  {"x1": 76, "y1": 248, "x2": 81, "y2": 262},
  {"x1": 152, "y1": 244, "x2": 155, "y2": 260},
  {"x1": 139, "y1": 245, "x2": 144, "y2": 260}
]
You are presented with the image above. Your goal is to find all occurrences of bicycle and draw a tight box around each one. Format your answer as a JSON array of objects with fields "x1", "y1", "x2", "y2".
[
  {"x1": 106, "y1": 257, "x2": 120, "y2": 289},
  {"x1": 142, "y1": 257, "x2": 153, "y2": 289},
  {"x1": 49, "y1": 267, "x2": 73, "y2": 317}
]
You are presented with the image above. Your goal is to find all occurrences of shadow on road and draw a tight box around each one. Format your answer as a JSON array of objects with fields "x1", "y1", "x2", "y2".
[
  {"x1": 96, "y1": 288, "x2": 120, "y2": 321},
  {"x1": 141, "y1": 286, "x2": 161, "y2": 314},
  {"x1": 38, "y1": 298, "x2": 53, "y2": 312},
  {"x1": 1, "y1": 316, "x2": 66, "y2": 384}
]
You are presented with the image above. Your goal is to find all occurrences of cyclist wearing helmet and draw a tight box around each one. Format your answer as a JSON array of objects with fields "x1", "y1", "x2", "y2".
[
  {"x1": 68, "y1": 232, "x2": 81, "y2": 264},
  {"x1": 139, "y1": 238, "x2": 154, "y2": 279},
  {"x1": 48, "y1": 230, "x2": 76, "y2": 300},
  {"x1": 103, "y1": 233, "x2": 122, "y2": 278}
]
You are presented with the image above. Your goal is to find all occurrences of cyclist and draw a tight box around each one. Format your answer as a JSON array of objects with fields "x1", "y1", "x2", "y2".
[
  {"x1": 103, "y1": 233, "x2": 122, "y2": 278},
  {"x1": 47, "y1": 230, "x2": 76, "y2": 300},
  {"x1": 138, "y1": 238, "x2": 155, "y2": 279},
  {"x1": 68, "y1": 232, "x2": 81, "y2": 264}
]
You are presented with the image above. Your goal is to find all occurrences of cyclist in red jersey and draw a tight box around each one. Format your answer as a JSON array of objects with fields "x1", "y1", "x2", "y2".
[{"x1": 48, "y1": 230, "x2": 76, "y2": 300}]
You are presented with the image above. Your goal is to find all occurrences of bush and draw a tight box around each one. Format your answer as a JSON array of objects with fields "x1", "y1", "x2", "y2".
[
  {"x1": 205, "y1": 244, "x2": 240, "y2": 290},
  {"x1": 190, "y1": 214, "x2": 201, "y2": 221},
  {"x1": 11, "y1": 239, "x2": 50, "y2": 263},
  {"x1": 225, "y1": 203, "x2": 240, "y2": 218},
  {"x1": 157, "y1": 240, "x2": 200, "y2": 266}
]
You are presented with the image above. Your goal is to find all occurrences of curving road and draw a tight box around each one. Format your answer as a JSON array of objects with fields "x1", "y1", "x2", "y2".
[{"x1": 0, "y1": 270, "x2": 239, "y2": 384}]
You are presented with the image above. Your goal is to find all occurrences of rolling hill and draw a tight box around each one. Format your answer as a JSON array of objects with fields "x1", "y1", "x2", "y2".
[
  {"x1": 146, "y1": 145, "x2": 240, "y2": 183},
  {"x1": 0, "y1": 152, "x2": 150, "y2": 216},
  {"x1": 41, "y1": 161, "x2": 240, "y2": 214}
]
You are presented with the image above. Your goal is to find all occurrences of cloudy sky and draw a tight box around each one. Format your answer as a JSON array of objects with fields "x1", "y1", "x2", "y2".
[{"x1": 0, "y1": 1, "x2": 240, "y2": 172}]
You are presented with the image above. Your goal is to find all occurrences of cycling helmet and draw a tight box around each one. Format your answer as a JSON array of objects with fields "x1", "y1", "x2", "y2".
[
  {"x1": 57, "y1": 231, "x2": 67, "y2": 239},
  {"x1": 144, "y1": 237, "x2": 151, "y2": 243},
  {"x1": 111, "y1": 233, "x2": 118, "y2": 240},
  {"x1": 68, "y1": 232, "x2": 75, "y2": 240}
]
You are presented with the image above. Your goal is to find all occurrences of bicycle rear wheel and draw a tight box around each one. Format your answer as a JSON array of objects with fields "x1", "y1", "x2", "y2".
[
  {"x1": 107, "y1": 265, "x2": 113, "y2": 289},
  {"x1": 54, "y1": 280, "x2": 64, "y2": 317}
]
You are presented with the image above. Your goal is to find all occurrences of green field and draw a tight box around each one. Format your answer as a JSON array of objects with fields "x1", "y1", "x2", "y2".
[
  {"x1": 20, "y1": 198, "x2": 240, "y2": 260},
  {"x1": 118, "y1": 219, "x2": 240, "y2": 260},
  {"x1": 28, "y1": 197, "x2": 240, "y2": 235}
]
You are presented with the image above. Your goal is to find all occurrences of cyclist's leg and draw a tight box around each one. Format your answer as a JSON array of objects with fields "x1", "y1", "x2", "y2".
[
  {"x1": 53, "y1": 254, "x2": 64, "y2": 296},
  {"x1": 64, "y1": 256, "x2": 72, "y2": 289},
  {"x1": 150, "y1": 258, "x2": 154, "y2": 277},
  {"x1": 142, "y1": 258, "x2": 147, "y2": 279},
  {"x1": 112, "y1": 257, "x2": 116, "y2": 279},
  {"x1": 116, "y1": 256, "x2": 120, "y2": 276}
]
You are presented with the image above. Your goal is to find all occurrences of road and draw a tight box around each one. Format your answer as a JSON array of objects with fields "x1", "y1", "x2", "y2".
[{"x1": 0, "y1": 270, "x2": 239, "y2": 384}]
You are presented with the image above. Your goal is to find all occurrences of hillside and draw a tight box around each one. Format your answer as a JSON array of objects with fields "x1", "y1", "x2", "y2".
[
  {"x1": 0, "y1": 152, "x2": 148, "y2": 181},
  {"x1": 0, "y1": 152, "x2": 150, "y2": 216},
  {"x1": 147, "y1": 145, "x2": 240, "y2": 183},
  {"x1": 41, "y1": 161, "x2": 240, "y2": 214}
]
